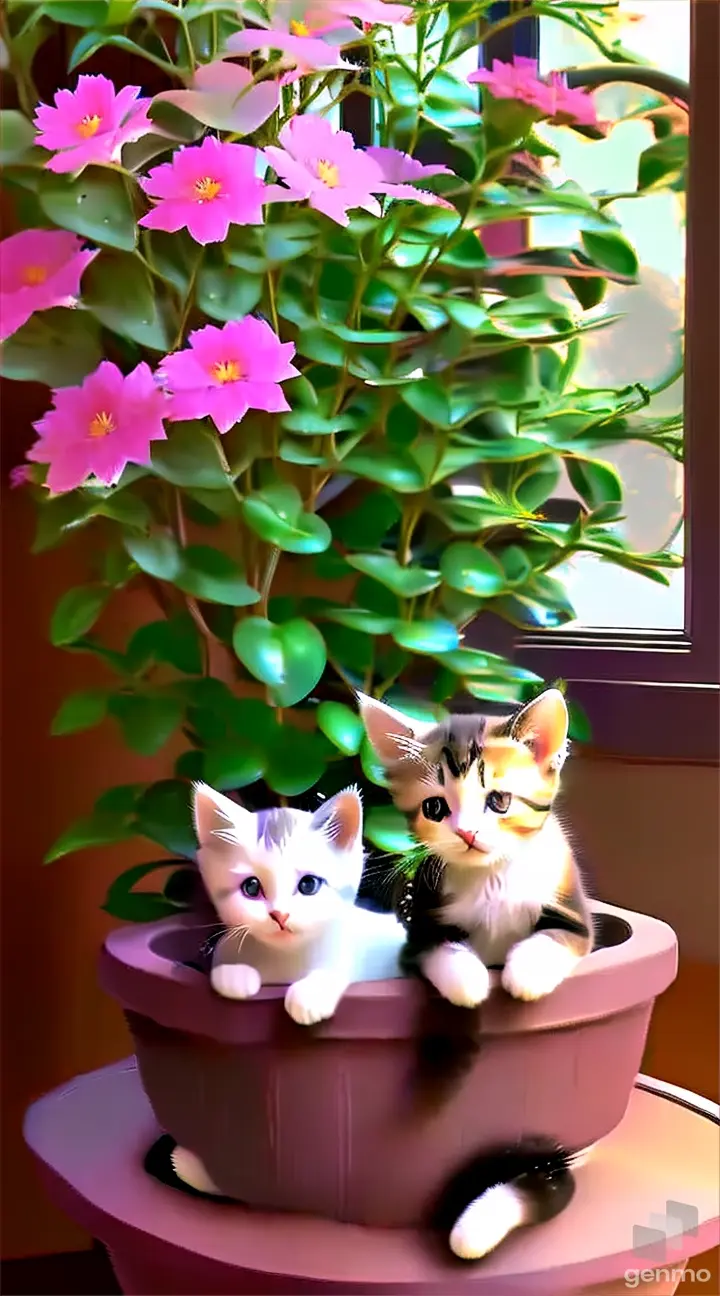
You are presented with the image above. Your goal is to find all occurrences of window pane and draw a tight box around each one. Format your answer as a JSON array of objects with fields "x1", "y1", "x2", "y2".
[{"x1": 535, "y1": 1, "x2": 688, "y2": 631}]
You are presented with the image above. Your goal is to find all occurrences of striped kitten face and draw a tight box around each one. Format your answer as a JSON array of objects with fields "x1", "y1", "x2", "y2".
[{"x1": 358, "y1": 690, "x2": 569, "y2": 871}]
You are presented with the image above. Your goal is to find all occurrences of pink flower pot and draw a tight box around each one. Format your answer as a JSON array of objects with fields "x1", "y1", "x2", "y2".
[{"x1": 99, "y1": 899, "x2": 677, "y2": 1229}]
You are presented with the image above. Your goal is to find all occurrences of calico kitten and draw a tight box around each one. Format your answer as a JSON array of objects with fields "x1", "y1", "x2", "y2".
[
  {"x1": 356, "y1": 688, "x2": 593, "y2": 1261},
  {"x1": 358, "y1": 687, "x2": 592, "y2": 1005},
  {"x1": 193, "y1": 781, "x2": 405, "y2": 1024}
]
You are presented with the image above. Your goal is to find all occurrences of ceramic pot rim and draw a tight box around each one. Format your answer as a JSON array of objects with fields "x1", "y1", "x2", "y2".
[{"x1": 98, "y1": 899, "x2": 678, "y2": 1043}]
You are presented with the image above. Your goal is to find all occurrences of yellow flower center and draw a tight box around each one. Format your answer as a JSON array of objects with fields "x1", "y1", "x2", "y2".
[
  {"x1": 77, "y1": 114, "x2": 102, "y2": 138},
  {"x1": 211, "y1": 360, "x2": 242, "y2": 383},
  {"x1": 89, "y1": 410, "x2": 115, "y2": 438},
  {"x1": 23, "y1": 265, "x2": 48, "y2": 286},
  {"x1": 317, "y1": 159, "x2": 340, "y2": 188},
  {"x1": 289, "y1": 19, "x2": 311, "y2": 36},
  {"x1": 194, "y1": 176, "x2": 222, "y2": 202}
]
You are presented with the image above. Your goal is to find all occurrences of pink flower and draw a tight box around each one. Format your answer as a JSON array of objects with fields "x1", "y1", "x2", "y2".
[
  {"x1": 33, "y1": 74, "x2": 151, "y2": 174},
  {"x1": 0, "y1": 229, "x2": 98, "y2": 342},
  {"x1": 152, "y1": 60, "x2": 280, "y2": 134},
  {"x1": 225, "y1": 29, "x2": 353, "y2": 85},
  {"x1": 27, "y1": 361, "x2": 167, "y2": 495},
  {"x1": 469, "y1": 58, "x2": 597, "y2": 128},
  {"x1": 138, "y1": 136, "x2": 266, "y2": 245},
  {"x1": 9, "y1": 464, "x2": 32, "y2": 488},
  {"x1": 275, "y1": 0, "x2": 412, "y2": 34},
  {"x1": 157, "y1": 319, "x2": 300, "y2": 436},
  {"x1": 546, "y1": 72, "x2": 599, "y2": 127},
  {"x1": 365, "y1": 145, "x2": 454, "y2": 206},
  {"x1": 264, "y1": 115, "x2": 384, "y2": 226}
]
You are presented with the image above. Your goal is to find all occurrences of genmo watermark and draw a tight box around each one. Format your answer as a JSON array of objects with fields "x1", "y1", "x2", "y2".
[
  {"x1": 624, "y1": 1267, "x2": 711, "y2": 1289},
  {"x1": 624, "y1": 1198, "x2": 709, "y2": 1288}
]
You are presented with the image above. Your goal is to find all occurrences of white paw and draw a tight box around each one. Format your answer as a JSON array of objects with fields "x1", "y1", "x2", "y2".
[
  {"x1": 502, "y1": 935, "x2": 578, "y2": 1002},
  {"x1": 449, "y1": 1184, "x2": 526, "y2": 1260},
  {"x1": 210, "y1": 961, "x2": 262, "y2": 1000},
  {"x1": 171, "y1": 1145, "x2": 222, "y2": 1196},
  {"x1": 284, "y1": 971, "x2": 344, "y2": 1026},
  {"x1": 422, "y1": 944, "x2": 490, "y2": 1008}
]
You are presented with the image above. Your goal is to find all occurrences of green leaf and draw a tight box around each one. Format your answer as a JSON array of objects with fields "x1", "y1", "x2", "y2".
[
  {"x1": 50, "y1": 585, "x2": 109, "y2": 646},
  {"x1": 280, "y1": 409, "x2": 359, "y2": 437},
  {"x1": 125, "y1": 615, "x2": 203, "y2": 675},
  {"x1": 430, "y1": 493, "x2": 528, "y2": 534},
  {"x1": 233, "y1": 617, "x2": 326, "y2": 707},
  {"x1": 0, "y1": 308, "x2": 102, "y2": 387},
  {"x1": 638, "y1": 134, "x2": 688, "y2": 191},
  {"x1": 177, "y1": 546, "x2": 259, "y2": 606},
  {"x1": 581, "y1": 230, "x2": 639, "y2": 279},
  {"x1": 443, "y1": 298, "x2": 489, "y2": 331},
  {"x1": 242, "y1": 484, "x2": 331, "y2": 555},
  {"x1": 108, "y1": 691, "x2": 183, "y2": 755},
  {"x1": 95, "y1": 783, "x2": 145, "y2": 815},
  {"x1": 83, "y1": 251, "x2": 172, "y2": 350},
  {"x1": 439, "y1": 229, "x2": 488, "y2": 269},
  {"x1": 264, "y1": 725, "x2": 330, "y2": 797},
  {"x1": 568, "y1": 273, "x2": 607, "y2": 312},
  {"x1": 45, "y1": 0, "x2": 110, "y2": 25},
  {"x1": 567, "y1": 698, "x2": 592, "y2": 744},
  {"x1": 134, "y1": 779, "x2": 197, "y2": 857},
  {"x1": 565, "y1": 456, "x2": 622, "y2": 509},
  {"x1": 203, "y1": 741, "x2": 266, "y2": 791},
  {"x1": 31, "y1": 492, "x2": 91, "y2": 554},
  {"x1": 323, "y1": 607, "x2": 398, "y2": 635},
  {"x1": 316, "y1": 701, "x2": 364, "y2": 756},
  {"x1": 39, "y1": 168, "x2": 137, "y2": 251},
  {"x1": 364, "y1": 805, "x2": 414, "y2": 854},
  {"x1": 331, "y1": 492, "x2": 401, "y2": 549},
  {"x1": 359, "y1": 735, "x2": 388, "y2": 788},
  {"x1": 150, "y1": 422, "x2": 231, "y2": 489},
  {"x1": 342, "y1": 446, "x2": 426, "y2": 492},
  {"x1": 102, "y1": 861, "x2": 187, "y2": 923},
  {"x1": 0, "y1": 110, "x2": 36, "y2": 165},
  {"x1": 123, "y1": 529, "x2": 181, "y2": 581},
  {"x1": 392, "y1": 619, "x2": 459, "y2": 654},
  {"x1": 196, "y1": 263, "x2": 263, "y2": 322},
  {"x1": 400, "y1": 378, "x2": 451, "y2": 428},
  {"x1": 438, "y1": 648, "x2": 541, "y2": 683},
  {"x1": 51, "y1": 688, "x2": 108, "y2": 735},
  {"x1": 440, "y1": 543, "x2": 506, "y2": 598},
  {"x1": 346, "y1": 553, "x2": 440, "y2": 597},
  {"x1": 43, "y1": 808, "x2": 135, "y2": 863}
]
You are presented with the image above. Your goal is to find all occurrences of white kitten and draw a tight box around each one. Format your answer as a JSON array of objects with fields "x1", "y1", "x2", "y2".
[{"x1": 193, "y1": 782, "x2": 405, "y2": 1027}]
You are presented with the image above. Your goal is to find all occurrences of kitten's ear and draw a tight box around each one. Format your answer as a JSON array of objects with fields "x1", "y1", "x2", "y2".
[
  {"x1": 510, "y1": 689, "x2": 569, "y2": 768},
  {"x1": 356, "y1": 691, "x2": 434, "y2": 766},
  {"x1": 192, "y1": 782, "x2": 255, "y2": 849},
  {"x1": 311, "y1": 786, "x2": 362, "y2": 852}
]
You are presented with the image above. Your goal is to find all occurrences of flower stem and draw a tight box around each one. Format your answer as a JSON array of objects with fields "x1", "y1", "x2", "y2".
[{"x1": 259, "y1": 547, "x2": 280, "y2": 618}]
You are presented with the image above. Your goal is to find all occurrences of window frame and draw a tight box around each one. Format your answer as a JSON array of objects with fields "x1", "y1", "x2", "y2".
[{"x1": 504, "y1": 0, "x2": 720, "y2": 760}]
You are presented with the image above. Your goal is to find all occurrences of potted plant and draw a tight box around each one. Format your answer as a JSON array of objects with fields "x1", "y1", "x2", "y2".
[{"x1": 5, "y1": 0, "x2": 682, "y2": 1235}]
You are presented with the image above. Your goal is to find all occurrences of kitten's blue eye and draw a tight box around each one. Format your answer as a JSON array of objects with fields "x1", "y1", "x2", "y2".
[
  {"x1": 422, "y1": 796, "x2": 450, "y2": 822},
  {"x1": 297, "y1": 874, "x2": 323, "y2": 896},
  {"x1": 487, "y1": 790, "x2": 511, "y2": 815},
  {"x1": 240, "y1": 876, "x2": 263, "y2": 898}
]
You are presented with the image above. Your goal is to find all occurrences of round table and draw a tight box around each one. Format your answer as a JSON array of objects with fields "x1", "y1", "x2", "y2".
[{"x1": 24, "y1": 1060, "x2": 719, "y2": 1295}]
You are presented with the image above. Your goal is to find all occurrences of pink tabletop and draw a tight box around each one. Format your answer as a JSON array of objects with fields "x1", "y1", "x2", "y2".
[{"x1": 24, "y1": 1060, "x2": 719, "y2": 1295}]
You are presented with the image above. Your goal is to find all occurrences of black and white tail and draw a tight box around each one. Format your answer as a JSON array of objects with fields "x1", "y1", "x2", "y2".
[{"x1": 434, "y1": 1139, "x2": 581, "y2": 1261}]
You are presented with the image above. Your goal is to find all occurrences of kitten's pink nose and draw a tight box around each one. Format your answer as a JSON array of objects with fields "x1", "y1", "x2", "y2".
[
  {"x1": 269, "y1": 910, "x2": 289, "y2": 930},
  {"x1": 455, "y1": 828, "x2": 478, "y2": 848}
]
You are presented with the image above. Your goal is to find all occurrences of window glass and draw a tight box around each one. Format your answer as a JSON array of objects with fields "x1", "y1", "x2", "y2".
[{"x1": 535, "y1": 1, "x2": 688, "y2": 630}]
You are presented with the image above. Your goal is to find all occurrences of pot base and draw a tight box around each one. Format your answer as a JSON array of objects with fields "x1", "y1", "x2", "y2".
[{"x1": 24, "y1": 1059, "x2": 719, "y2": 1295}]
